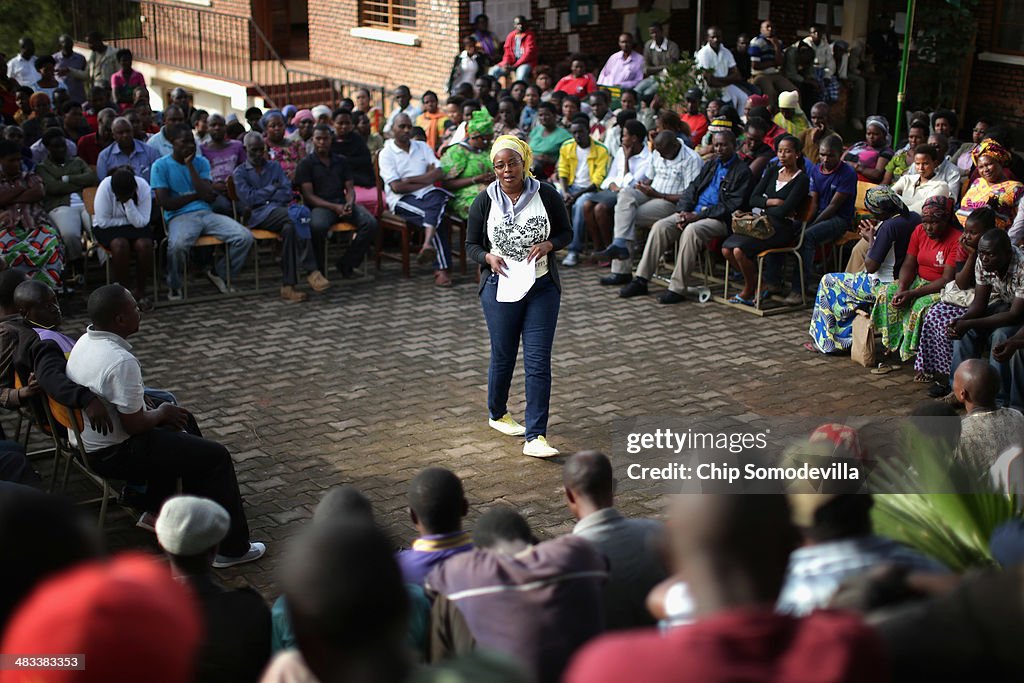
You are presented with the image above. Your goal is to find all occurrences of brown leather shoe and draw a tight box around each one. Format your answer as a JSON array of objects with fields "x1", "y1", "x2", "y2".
[
  {"x1": 434, "y1": 269, "x2": 452, "y2": 287},
  {"x1": 306, "y1": 270, "x2": 330, "y2": 292},
  {"x1": 280, "y1": 285, "x2": 308, "y2": 303}
]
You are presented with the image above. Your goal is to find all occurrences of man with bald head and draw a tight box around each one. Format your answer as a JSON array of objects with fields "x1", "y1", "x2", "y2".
[
  {"x1": 564, "y1": 450, "x2": 666, "y2": 629},
  {"x1": 377, "y1": 113, "x2": 450, "y2": 285},
  {"x1": 0, "y1": 280, "x2": 111, "y2": 434},
  {"x1": 233, "y1": 132, "x2": 310, "y2": 302},
  {"x1": 147, "y1": 104, "x2": 204, "y2": 159},
  {"x1": 66, "y1": 284, "x2": 265, "y2": 567},
  {"x1": 97, "y1": 115, "x2": 161, "y2": 181},
  {"x1": 567, "y1": 494, "x2": 887, "y2": 683},
  {"x1": 73, "y1": 107, "x2": 116, "y2": 167},
  {"x1": 955, "y1": 358, "x2": 1024, "y2": 471}
]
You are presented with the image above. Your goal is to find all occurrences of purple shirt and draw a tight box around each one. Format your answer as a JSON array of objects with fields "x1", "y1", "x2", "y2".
[
  {"x1": 201, "y1": 140, "x2": 246, "y2": 183},
  {"x1": 598, "y1": 50, "x2": 646, "y2": 88},
  {"x1": 396, "y1": 530, "x2": 473, "y2": 585},
  {"x1": 426, "y1": 535, "x2": 609, "y2": 683}
]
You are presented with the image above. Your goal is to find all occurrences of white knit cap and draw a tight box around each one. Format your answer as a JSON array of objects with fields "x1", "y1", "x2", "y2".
[
  {"x1": 155, "y1": 496, "x2": 230, "y2": 556},
  {"x1": 311, "y1": 105, "x2": 332, "y2": 120},
  {"x1": 778, "y1": 90, "x2": 800, "y2": 110}
]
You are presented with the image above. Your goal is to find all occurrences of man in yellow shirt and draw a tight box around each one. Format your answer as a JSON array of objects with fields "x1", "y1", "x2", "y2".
[{"x1": 558, "y1": 115, "x2": 611, "y2": 259}]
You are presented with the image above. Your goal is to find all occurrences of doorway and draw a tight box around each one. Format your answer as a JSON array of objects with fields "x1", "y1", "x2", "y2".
[{"x1": 252, "y1": 0, "x2": 309, "y2": 60}]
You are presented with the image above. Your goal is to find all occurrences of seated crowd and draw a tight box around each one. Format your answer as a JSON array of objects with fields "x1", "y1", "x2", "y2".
[
  {"x1": 6, "y1": 443, "x2": 1024, "y2": 682},
  {"x1": 3, "y1": 18, "x2": 1024, "y2": 683}
]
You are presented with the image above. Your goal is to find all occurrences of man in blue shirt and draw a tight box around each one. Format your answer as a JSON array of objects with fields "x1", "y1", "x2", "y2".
[
  {"x1": 97, "y1": 116, "x2": 161, "y2": 181},
  {"x1": 765, "y1": 133, "x2": 856, "y2": 304},
  {"x1": 233, "y1": 132, "x2": 311, "y2": 303},
  {"x1": 620, "y1": 130, "x2": 752, "y2": 304},
  {"x1": 150, "y1": 124, "x2": 253, "y2": 300}
]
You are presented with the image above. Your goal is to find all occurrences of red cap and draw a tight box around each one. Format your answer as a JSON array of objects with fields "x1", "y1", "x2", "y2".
[{"x1": 1, "y1": 553, "x2": 202, "y2": 683}]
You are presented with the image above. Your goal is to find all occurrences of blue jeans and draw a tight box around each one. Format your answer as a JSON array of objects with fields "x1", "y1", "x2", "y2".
[
  {"x1": 490, "y1": 63, "x2": 532, "y2": 82},
  {"x1": 481, "y1": 273, "x2": 560, "y2": 440},
  {"x1": 635, "y1": 76, "x2": 659, "y2": 101},
  {"x1": 166, "y1": 210, "x2": 255, "y2": 291},
  {"x1": 764, "y1": 216, "x2": 849, "y2": 293},
  {"x1": 566, "y1": 184, "x2": 594, "y2": 254},
  {"x1": 951, "y1": 320, "x2": 1024, "y2": 409}
]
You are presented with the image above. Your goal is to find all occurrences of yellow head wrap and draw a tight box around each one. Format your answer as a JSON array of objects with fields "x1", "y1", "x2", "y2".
[{"x1": 489, "y1": 134, "x2": 533, "y2": 177}]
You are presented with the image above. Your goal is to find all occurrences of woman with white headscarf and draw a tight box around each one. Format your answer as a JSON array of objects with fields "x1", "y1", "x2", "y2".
[
  {"x1": 843, "y1": 115, "x2": 894, "y2": 183},
  {"x1": 465, "y1": 135, "x2": 572, "y2": 458}
]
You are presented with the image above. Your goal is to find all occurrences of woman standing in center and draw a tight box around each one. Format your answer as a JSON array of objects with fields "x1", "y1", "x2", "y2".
[{"x1": 466, "y1": 135, "x2": 572, "y2": 458}]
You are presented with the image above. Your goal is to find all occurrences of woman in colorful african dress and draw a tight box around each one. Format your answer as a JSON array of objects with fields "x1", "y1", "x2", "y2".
[
  {"x1": 957, "y1": 138, "x2": 1023, "y2": 232},
  {"x1": 0, "y1": 139, "x2": 64, "y2": 288},
  {"x1": 871, "y1": 195, "x2": 962, "y2": 362},
  {"x1": 912, "y1": 206, "x2": 995, "y2": 388},
  {"x1": 807, "y1": 187, "x2": 917, "y2": 353},
  {"x1": 440, "y1": 110, "x2": 495, "y2": 220},
  {"x1": 263, "y1": 110, "x2": 307, "y2": 182}
]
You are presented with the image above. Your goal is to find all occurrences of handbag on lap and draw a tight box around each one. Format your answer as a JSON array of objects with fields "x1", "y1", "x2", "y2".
[{"x1": 730, "y1": 210, "x2": 776, "y2": 240}]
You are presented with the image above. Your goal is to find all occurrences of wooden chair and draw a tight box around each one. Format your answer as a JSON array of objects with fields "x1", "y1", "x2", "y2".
[
  {"x1": 158, "y1": 211, "x2": 231, "y2": 300},
  {"x1": 82, "y1": 185, "x2": 161, "y2": 298},
  {"x1": 719, "y1": 195, "x2": 815, "y2": 316},
  {"x1": 226, "y1": 175, "x2": 282, "y2": 291},
  {"x1": 374, "y1": 155, "x2": 417, "y2": 277},
  {"x1": 42, "y1": 392, "x2": 118, "y2": 528}
]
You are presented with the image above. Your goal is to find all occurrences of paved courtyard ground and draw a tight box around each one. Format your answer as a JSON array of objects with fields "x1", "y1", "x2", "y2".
[{"x1": 27, "y1": 259, "x2": 927, "y2": 599}]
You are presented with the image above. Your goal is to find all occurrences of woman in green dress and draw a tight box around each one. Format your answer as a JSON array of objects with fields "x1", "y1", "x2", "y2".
[{"x1": 441, "y1": 109, "x2": 495, "y2": 220}]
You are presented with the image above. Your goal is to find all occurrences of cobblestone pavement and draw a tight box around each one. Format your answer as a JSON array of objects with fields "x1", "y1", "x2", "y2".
[{"x1": 30, "y1": 259, "x2": 926, "y2": 599}]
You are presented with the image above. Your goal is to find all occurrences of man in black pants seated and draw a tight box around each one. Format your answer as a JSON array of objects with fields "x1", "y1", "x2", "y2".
[{"x1": 66, "y1": 284, "x2": 265, "y2": 568}]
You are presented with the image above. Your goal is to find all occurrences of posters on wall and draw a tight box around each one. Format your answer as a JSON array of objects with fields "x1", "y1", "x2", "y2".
[{"x1": 481, "y1": 0, "x2": 533, "y2": 37}]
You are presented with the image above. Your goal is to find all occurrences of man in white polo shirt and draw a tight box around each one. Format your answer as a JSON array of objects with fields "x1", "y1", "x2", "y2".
[
  {"x1": 378, "y1": 113, "x2": 452, "y2": 286},
  {"x1": 694, "y1": 26, "x2": 750, "y2": 114},
  {"x1": 66, "y1": 284, "x2": 265, "y2": 568}
]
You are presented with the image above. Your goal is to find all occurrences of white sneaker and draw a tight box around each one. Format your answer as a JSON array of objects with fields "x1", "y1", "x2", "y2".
[
  {"x1": 489, "y1": 413, "x2": 526, "y2": 436},
  {"x1": 167, "y1": 288, "x2": 183, "y2": 301},
  {"x1": 205, "y1": 270, "x2": 229, "y2": 294},
  {"x1": 562, "y1": 251, "x2": 579, "y2": 267},
  {"x1": 523, "y1": 436, "x2": 559, "y2": 458},
  {"x1": 212, "y1": 542, "x2": 266, "y2": 568}
]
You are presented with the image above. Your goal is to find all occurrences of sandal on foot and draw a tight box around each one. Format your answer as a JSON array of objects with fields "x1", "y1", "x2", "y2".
[
  {"x1": 870, "y1": 362, "x2": 900, "y2": 375},
  {"x1": 137, "y1": 297, "x2": 154, "y2": 312},
  {"x1": 728, "y1": 294, "x2": 755, "y2": 306},
  {"x1": 802, "y1": 341, "x2": 818, "y2": 353},
  {"x1": 913, "y1": 372, "x2": 934, "y2": 383}
]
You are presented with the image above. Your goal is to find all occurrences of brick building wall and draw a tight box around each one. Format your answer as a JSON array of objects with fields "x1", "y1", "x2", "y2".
[
  {"x1": 966, "y1": 0, "x2": 1024, "y2": 132},
  {"x1": 306, "y1": 0, "x2": 460, "y2": 97}
]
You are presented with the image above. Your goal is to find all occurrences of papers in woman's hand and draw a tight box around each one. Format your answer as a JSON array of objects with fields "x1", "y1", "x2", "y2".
[{"x1": 496, "y1": 258, "x2": 536, "y2": 302}]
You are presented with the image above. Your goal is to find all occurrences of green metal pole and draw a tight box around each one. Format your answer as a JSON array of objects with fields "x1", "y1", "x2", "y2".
[{"x1": 893, "y1": 0, "x2": 917, "y2": 145}]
